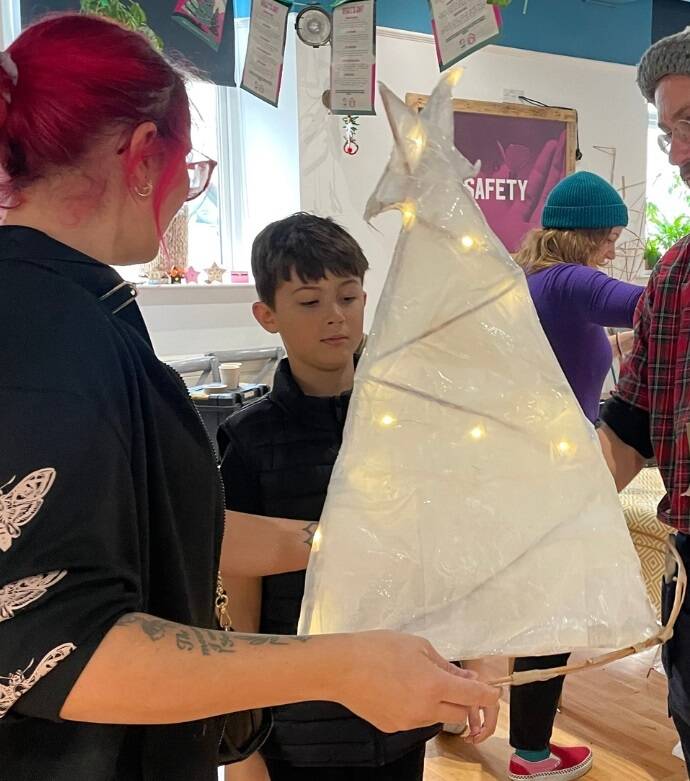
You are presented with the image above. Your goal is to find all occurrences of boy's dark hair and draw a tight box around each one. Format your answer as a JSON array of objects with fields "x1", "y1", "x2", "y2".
[{"x1": 251, "y1": 212, "x2": 369, "y2": 308}]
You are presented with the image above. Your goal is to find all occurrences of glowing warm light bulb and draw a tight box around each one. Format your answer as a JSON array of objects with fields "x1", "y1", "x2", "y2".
[
  {"x1": 400, "y1": 201, "x2": 417, "y2": 230},
  {"x1": 380, "y1": 414, "x2": 397, "y2": 427},
  {"x1": 446, "y1": 67, "x2": 464, "y2": 87},
  {"x1": 408, "y1": 124, "x2": 427, "y2": 161},
  {"x1": 469, "y1": 425, "x2": 485, "y2": 441},
  {"x1": 556, "y1": 440, "x2": 571, "y2": 455},
  {"x1": 461, "y1": 235, "x2": 475, "y2": 249}
]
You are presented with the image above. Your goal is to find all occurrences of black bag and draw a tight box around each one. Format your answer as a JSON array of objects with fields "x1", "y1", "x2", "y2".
[{"x1": 217, "y1": 700, "x2": 272, "y2": 765}]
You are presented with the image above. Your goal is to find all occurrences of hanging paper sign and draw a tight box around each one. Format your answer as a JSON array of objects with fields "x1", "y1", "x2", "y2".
[
  {"x1": 428, "y1": 0, "x2": 502, "y2": 71},
  {"x1": 240, "y1": 0, "x2": 292, "y2": 107},
  {"x1": 330, "y1": 0, "x2": 376, "y2": 116}
]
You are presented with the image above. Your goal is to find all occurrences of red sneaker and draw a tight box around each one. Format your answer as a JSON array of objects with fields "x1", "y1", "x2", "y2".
[{"x1": 508, "y1": 744, "x2": 593, "y2": 780}]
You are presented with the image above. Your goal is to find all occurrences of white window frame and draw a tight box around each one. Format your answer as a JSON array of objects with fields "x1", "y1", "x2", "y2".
[
  {"x1": 0, "y1": 2, "x2": 21, "y2": 48},
  {"x1": 217, "y1": 83, "x2": 249, "y2": 273}
]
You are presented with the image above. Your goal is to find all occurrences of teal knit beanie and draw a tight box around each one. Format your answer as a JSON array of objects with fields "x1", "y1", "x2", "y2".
[{"x1": 541, "y1": 172, "x2": 628, "y2": 230}]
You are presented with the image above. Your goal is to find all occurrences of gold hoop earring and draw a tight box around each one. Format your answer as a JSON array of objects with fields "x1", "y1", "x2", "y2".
[{"x1": 135, "y1": 181, "x2": 153, "y2": 198}]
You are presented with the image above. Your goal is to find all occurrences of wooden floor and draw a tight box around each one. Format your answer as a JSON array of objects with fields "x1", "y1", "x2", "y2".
[{"x1": 424, "y1": 650, "x2": 687, "y2": 780}]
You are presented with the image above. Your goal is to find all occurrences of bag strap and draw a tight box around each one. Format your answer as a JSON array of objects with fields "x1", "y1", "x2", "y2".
[{"x1": 215, "y1": 572, "x2": 233, "y2": 631}]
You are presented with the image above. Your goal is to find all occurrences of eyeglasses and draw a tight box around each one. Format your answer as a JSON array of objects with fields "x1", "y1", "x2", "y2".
[
  {"x1": 658, "y1": 119, "x2": 690, "y2": 155},
  {"x1": 186, "y1": 150, "x2": 217, "y2": 202}
]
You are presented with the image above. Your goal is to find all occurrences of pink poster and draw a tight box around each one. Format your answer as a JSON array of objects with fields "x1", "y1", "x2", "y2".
[{"x1": 453, "y1": 111, "x2": 572, "y2": 253}]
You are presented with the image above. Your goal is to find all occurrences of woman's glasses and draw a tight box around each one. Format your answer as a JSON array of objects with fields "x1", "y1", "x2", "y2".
[{"x1": 186, "y1": 150, "x2": 217, "y2": 202}]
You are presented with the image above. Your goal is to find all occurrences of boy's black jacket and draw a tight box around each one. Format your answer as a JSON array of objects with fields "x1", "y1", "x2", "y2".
[{"x1": 219, "y1": 359, "x2": 439, "y2": 768}]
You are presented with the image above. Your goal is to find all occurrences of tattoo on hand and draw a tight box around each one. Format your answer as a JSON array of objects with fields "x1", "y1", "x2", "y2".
[
  {"x1": 116, "y1": 613, "x2": 311, "y2": 656},
  {"x1": 302, "y1": 522, "x2": 318, "y2": 547}
]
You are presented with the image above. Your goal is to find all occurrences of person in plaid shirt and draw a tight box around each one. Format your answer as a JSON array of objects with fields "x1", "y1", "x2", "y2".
[{"x1": 599, "y1": 27, "x2": 690, "y2": 770}]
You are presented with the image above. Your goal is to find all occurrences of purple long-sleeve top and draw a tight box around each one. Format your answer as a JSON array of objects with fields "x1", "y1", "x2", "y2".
[{"x1": 526, "y1": 263, "x2": 644, "y2": 423}]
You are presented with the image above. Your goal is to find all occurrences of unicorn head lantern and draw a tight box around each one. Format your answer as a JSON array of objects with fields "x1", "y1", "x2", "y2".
[{"x1": 298, "y1": 72, "x2": 657, "y2": 660}]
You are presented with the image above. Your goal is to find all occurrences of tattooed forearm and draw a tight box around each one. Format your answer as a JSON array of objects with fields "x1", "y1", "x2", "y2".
[
  {"x1": 115, "y1": 613, "x2": 311, "y2": 656},
  {"x1": 302, "y1": 522, "x2": 318, "y2": 547},
  {"x1": 141, "y1": 618, "x2": 168, "y2": 641}
]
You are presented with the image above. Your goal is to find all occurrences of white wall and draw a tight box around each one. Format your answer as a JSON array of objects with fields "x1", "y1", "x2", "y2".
[
  {"x1": 137, "y1": 284, "x2": 280, "y2": 358},
  {"x1": 140, "y1": 27, "x2": 649, "y2": 357}
]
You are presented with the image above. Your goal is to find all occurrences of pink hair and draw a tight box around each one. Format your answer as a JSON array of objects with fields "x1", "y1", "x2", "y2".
[{"x1": 0, "y1": 13, "x2": 191, "y2": 235}]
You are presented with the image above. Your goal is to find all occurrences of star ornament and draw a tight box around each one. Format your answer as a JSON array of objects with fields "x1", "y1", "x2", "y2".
[
  {"x1": 205, "y1": 262, "x2": 226, "y2": 284},
  {"x1": 185, "y1": 265, "x2": 200, "y2": 284}
]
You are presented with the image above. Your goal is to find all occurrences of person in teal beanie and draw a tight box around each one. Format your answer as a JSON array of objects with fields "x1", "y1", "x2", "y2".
[{"x1": 507, "y1": 171, "x2": 645, "y2": 781}]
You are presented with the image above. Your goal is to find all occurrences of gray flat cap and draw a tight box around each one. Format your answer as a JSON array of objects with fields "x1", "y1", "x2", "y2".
[{"x1": 637, "y1": 26, "x2": 690, "y2": 102}]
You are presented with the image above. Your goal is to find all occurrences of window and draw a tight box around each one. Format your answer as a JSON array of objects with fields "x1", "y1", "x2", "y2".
[
  {"x1": 646, "y1": 106, "x2": 686, "y2": 215},
  {"x1": 646, "y1": 104, "x2": 690, "y2": 269},
  {"x1": 0, "y1": 7, "x2": 301, "y2": 287}
]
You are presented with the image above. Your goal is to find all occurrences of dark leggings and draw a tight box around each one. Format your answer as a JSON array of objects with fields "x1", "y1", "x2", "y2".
[
  {"x1": 662, "y1": 533, "x2": 690, "y2": 769},
  {"x1": 509, "y1": 653, "x2": 570, "y2": 751}
]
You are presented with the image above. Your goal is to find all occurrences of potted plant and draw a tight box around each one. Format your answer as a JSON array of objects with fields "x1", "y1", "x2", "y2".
[
  {"x1": 645, "y1": 175, "x2": 690, "y2": 270},
  {"x1": 79, "y1": 0, "x2": 163, "y2": 49},
  {"x1": 643, "y1": 236, "x2": 661, "y2": 270}
]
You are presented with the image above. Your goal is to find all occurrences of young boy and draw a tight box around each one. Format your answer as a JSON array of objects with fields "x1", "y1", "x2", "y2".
[{"x1": 219, "y1": 213, "x2": 439, "y2": 780}]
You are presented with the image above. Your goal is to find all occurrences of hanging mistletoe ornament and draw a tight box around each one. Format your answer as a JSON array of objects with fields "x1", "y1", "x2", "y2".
[{"x1": 343, "y1": 115, "x2": 360, "y2": 156}]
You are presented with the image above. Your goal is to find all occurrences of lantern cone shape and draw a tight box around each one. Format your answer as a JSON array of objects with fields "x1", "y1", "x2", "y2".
[{"x1": 298, "y1": 73, "x2": 657, "y2": 658}]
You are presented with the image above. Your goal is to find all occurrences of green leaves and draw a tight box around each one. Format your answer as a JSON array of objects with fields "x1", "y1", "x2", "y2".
[
  {"x1": 646, "y1": 202, "x2": 690, "y2": 250},
  {"x1": 128, "y1": 2, "x2": 147, "y2": 27},
  {"x1": 79, "y1": 0, "x2": 163, "y2": 50},
  {"x1": 643, "y1": 236, "x2": 661, "y2": 270},
  {"x1": 646, "y1": 174, "x2": 690, "y2": 268}
]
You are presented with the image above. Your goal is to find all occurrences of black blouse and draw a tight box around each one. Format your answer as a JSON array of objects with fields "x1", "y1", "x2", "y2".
[{"x1": 0, "y1": 227, "x2": 225, "y2": 780}]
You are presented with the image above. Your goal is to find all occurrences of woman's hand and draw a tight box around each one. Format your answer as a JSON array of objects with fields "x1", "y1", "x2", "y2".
[
  {"x1": 335, "y1": 631, "x2": 501, "y2": 733},
  {"x1": 616, "y1": 330, "x2": 635, "y2": 356},
  {"x1": 610, "y1": 329, "x2": 635, "y2": 360}
]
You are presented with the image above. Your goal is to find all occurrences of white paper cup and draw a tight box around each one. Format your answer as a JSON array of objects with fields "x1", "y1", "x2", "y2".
[{"x1": 220, "y1": 362, "x2": 242, "y2": 389}]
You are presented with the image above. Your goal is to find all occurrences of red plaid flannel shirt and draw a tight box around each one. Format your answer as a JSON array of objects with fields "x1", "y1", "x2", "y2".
[{"x1": 615, "y1": 235, "x2": 690, "y2": 533}]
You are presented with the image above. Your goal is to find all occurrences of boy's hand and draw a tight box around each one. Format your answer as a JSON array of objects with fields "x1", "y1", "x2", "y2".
[
  {"x1": 333, "y1": 631, "x2": 501, "y2": 734},
  {"x1": 460, "y1": 657, "x2": 500, "y2": 743},
  {"x1": 464, "y1": 699, "x2": 499, "y2": 744}
]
